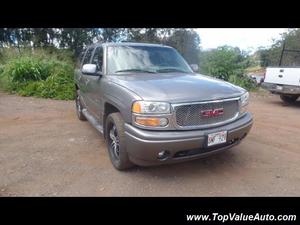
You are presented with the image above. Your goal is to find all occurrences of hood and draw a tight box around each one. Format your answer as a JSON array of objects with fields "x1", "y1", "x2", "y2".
[{"x1": 108, "y1": 73, "x2": 245, "y2": 103}]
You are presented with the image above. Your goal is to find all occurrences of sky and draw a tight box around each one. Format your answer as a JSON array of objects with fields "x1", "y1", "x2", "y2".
[{"x1": 196, "y1": 28, "x2": 288, "y2": 53}]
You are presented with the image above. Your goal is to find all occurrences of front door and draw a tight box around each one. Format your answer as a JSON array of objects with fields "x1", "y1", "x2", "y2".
[
  {"x1": 79, "y1": 46, "x2": 94, "y2": 110},
  {"x1": 85, "y1": 46, "x2": 104, "y2": 122}
]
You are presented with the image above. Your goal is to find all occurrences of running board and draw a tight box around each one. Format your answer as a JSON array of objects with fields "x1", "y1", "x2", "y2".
[{"x1": 82, "y1": 109, "x2": 103, "y2": 134}]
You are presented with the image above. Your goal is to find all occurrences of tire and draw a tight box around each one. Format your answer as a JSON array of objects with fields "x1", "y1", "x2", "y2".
[
  {"x1": 280, "y1": 94, "x2": 299, "y2": 104},
  {"x1": 105, "y1": 112, "x2": 134, "y2": 170},
  {"x1": 75, "y1": 89, "x2": 87, "y2": 121}
]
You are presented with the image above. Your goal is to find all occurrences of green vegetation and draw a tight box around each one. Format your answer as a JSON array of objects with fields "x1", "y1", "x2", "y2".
[
  {"x1": 245, "y1": 65, "x2": 264, "y2": 74},
  {"x1": 257, "y1": 28, "x2": 300, "y2": 67},
  {"x1": 199, "y1": 46, "x2": 257, "y2": 90},
  {"x1": 0, "y1": 49, "x2": 75, "y2": 100},
  {"x1": 0, "y1": 28, "x2": 263, "y2": 100}
]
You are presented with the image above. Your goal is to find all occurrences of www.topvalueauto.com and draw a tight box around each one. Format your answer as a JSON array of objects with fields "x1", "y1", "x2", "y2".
[{"x1": 186, "y1": 213, "x2": 296, "y2": 223}]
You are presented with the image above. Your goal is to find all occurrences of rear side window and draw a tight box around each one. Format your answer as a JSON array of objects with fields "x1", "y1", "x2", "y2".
[{"x1": 82, "y1": 47, "x2": 94, "y2": 66}]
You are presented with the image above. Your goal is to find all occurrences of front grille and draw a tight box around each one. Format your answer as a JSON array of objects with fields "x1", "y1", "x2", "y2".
[{"x1": 174, "y1": 100, "x2": 239, "y2": 127}]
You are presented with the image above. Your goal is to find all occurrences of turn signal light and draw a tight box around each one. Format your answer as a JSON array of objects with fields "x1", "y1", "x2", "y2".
[{"x1": 135, "y1": 117, "x2": 168, "y2": 127}]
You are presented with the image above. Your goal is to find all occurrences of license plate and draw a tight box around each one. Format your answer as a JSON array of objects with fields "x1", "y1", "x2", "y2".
[
  {"x1": 207, "y1": 131, "x2": 227, "y2": 147},
  {"x1": 276, "y1": 85, "x2": 283, "y2": 90}
]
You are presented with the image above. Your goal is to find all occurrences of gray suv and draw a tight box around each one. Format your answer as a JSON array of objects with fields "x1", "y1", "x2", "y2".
[{"x1": 75, "y1": 42, "x2": 253, "y2": 170}]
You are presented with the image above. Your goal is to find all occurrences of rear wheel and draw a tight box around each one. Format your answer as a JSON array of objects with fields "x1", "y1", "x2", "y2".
[
  {"x1": 75, "y1": 89, "x2": 87, "y2": 121},
  {"x1": 105, "y1": 112, "x2": 134, "y2": 170},
  {"x1": 280, "y1": 94, "x2": 299, "y2": 104}
]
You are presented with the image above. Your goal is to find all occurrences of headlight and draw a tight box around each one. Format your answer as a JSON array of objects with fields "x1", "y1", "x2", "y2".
[
  {"x1": 241, "y1": 92, "x2": 249, "y2": 106},
  {"x1": 132, "y1": 101, "x2": 171, "y2": 114},
  {"x1": 132, "y1": 101, "x2": 171, "y2": 128},
  {"x1": 240, "y1": 92, "x2": 249, "y2": 113}
]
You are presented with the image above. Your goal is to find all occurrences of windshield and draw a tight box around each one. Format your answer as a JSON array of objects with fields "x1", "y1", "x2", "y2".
[{"x1": 107, "y1": 45, "x2": 193, "y2": 74}]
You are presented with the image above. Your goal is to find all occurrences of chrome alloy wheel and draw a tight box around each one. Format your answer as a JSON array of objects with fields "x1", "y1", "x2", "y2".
[{"x1": 109, "y1": 125, "x2": 120, "y2": 159}]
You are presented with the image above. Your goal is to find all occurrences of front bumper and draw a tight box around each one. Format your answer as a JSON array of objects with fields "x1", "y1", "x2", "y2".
[
  {"x1": 124, "y1": 112, "x2": 253, "y2": 166},
  {"x1": 262, "y1": 82, "x2": 300, "y2": 95}
]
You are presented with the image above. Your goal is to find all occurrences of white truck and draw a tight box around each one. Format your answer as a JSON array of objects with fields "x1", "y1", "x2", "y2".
[
  {"x1": 262, "y1": 42, "x2": 300, "y2": 103},
  {"x1": 262, "y1": 67, "x2": 300, "y2": 103}
]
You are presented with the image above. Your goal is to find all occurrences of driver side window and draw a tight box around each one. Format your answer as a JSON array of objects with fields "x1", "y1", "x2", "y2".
[
  {"x1": 82, "y1": 47, "x2": 94, "y2": 66},
  {"x1": 91, "y1": 47, "x2": 103, "y2": 72}
]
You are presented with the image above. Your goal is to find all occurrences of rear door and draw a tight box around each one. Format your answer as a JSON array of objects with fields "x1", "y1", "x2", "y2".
[{"x1": 265, "y1": 67, "x2": 300, "y2": 86}]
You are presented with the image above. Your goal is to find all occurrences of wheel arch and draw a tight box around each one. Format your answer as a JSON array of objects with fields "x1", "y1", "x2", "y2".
[{"x1": 103, "y1": 101, "x2": 121, "y2": 138}]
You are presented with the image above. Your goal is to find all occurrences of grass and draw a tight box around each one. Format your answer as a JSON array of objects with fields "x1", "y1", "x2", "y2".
[{"x1": 0, "y1": 48, "x2": 75, "y2": 100}]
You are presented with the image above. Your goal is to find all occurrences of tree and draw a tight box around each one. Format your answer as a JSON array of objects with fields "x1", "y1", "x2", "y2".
[
  {"x1": 124, "y1": 28, "x2": 201, "y2": 64},
  {"x1": 164, "y1": 29, "x2": 201, "y2": 64},
  {"x1": 199, "y1": 45, "x2": 249, "y2": 81},
  {"x1": 58, "y1": 28, "x2": 100, "y2": 56},
  {"x1": 0, "y1": 28, "x2": 202, "y2": 60},
  {"x1": 98, "y1": 28, "x2": 127, "y2": 42},
  {"x1": 58, "y1": 28, "x2": 126, "y2": 56},
  {"x1": 257, "y1": 28, "x2": 300, "y2": 67},
  {"x1": 125, "y1": 28, "x2": 162, "y2": 43}
]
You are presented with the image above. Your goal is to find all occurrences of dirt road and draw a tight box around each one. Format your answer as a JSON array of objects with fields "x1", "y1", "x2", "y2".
[{"x1": 0, "y1": 91, "x2": 300, "y2": 196}]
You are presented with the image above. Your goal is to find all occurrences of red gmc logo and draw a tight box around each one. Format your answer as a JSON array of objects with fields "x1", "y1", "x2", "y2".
[{"x1": 201, "y1": 108, "x2": 224, "y2": 118}]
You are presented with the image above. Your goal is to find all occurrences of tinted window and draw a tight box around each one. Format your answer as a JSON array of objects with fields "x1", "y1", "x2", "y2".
[
  {"x1": 82, "y1": 47, "x2": 94, "y2": 65},
  {"x1": 91, "y1": 47, "x2": 103, "y2": 71}
]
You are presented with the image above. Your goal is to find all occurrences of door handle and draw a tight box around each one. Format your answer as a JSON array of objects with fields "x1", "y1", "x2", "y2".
[
  {"x1": 278, "y1": 75, "x2": 283, "y2": 78},
  {"x1": 279, "y1": 69, "x2": 284, "y2": 72}
]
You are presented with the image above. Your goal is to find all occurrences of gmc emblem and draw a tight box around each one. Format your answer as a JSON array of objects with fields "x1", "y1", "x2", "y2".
[{"x1": 201, "y1": 108, "x2": 224, "y2": 118}]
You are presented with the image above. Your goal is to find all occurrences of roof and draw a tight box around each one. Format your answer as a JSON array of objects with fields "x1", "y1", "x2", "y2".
[{"x1": 92, "y1": 42, "x2": 171, "y2": 48}]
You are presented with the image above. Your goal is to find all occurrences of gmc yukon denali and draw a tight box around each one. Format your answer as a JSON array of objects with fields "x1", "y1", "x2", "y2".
[{"x1": 74, "y1": 42, "x2": 253, "y2": 170}]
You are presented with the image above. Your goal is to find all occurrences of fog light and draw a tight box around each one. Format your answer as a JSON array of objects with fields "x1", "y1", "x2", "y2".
[
  {"x1": 159, "y1": 118, "x2": 168, "y2": 126},
  {"x1": 158, "y1": 150, "x2": 170, "y2": 160}
]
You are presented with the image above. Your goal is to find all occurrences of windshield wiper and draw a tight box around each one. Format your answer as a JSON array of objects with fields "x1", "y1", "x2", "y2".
[
  {"x1": 156, "y1": 68, "x2": 190, "y2": 73},
  {"x1": 114, "y1": 69, "x2": 156, "y2": 74}
]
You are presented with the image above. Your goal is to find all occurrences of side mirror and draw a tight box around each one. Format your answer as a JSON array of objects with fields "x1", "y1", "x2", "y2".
[
  {"x1": 190, "y1": 64, "x2": 199, "y2": 72},
  {"x1": 82, "y1": 64, "x2": 97, "y2": 75}
]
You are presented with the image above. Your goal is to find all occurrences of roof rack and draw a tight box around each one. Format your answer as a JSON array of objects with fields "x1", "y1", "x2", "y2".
[{"x1": 279, "y1": 41, "x2": 300, "y2": 66}]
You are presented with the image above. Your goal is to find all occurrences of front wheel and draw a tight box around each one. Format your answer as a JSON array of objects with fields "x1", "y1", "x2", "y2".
[
  {"x1": 105, "y1": 112, "x2": 134, "y2": 170},
  {"x1": 280, "y1": 94, "x2": 299, "y2": 104}
]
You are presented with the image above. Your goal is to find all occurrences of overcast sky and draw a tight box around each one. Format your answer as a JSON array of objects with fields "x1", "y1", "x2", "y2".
[{"x1": 196, "y1": 28, "x2": 288, "y2": 53}]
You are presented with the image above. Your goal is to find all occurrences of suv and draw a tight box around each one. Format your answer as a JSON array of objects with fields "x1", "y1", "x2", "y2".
[{"x1": 75, "y1": 42, "x2": 253, "y2": 170}]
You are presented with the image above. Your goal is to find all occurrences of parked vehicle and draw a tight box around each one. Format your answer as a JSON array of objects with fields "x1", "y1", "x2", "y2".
[
  {"x1": 74, "y1": 42, "x2": 253, "y2": 170},
  {"x1": 250, "y1": 74, "x2": 264, "y2": 85},
  {"x1": 262, "y1": 67, "x2": 300, "y2": 103},
  {"x1": 262, "y1": 43, "x2": 300, "y2": 103}
]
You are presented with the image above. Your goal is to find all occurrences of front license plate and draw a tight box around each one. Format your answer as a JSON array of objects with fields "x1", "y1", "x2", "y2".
[
  {"x1": 276, "y1": 85, "x2": 283, "y2": 90},
  {"x1": 207, "y1": 131, "x2": 227, "y2": 147}
]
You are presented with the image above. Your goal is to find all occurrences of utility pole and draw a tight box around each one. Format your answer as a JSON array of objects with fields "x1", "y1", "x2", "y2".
[{"x1": 279, "y1": 41, "x2": 286, "y2": 66}]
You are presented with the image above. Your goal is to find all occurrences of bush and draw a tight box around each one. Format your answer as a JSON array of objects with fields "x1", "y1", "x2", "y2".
[
  {"x1": 0, "y1": 65, "x2": 4, "y2": 74},
  {"x1": 228, "y1": 75, "x2": 257, "y2": 91},
  {"x1": 199, "y1": 46, "x2": 257, "y2": 91},
  {"x1": 3, "y1": 57, "x2": 50, "y2": 82},
  {"x1": 0, "y1": 48, "x2": 75, "y2": 100}
]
